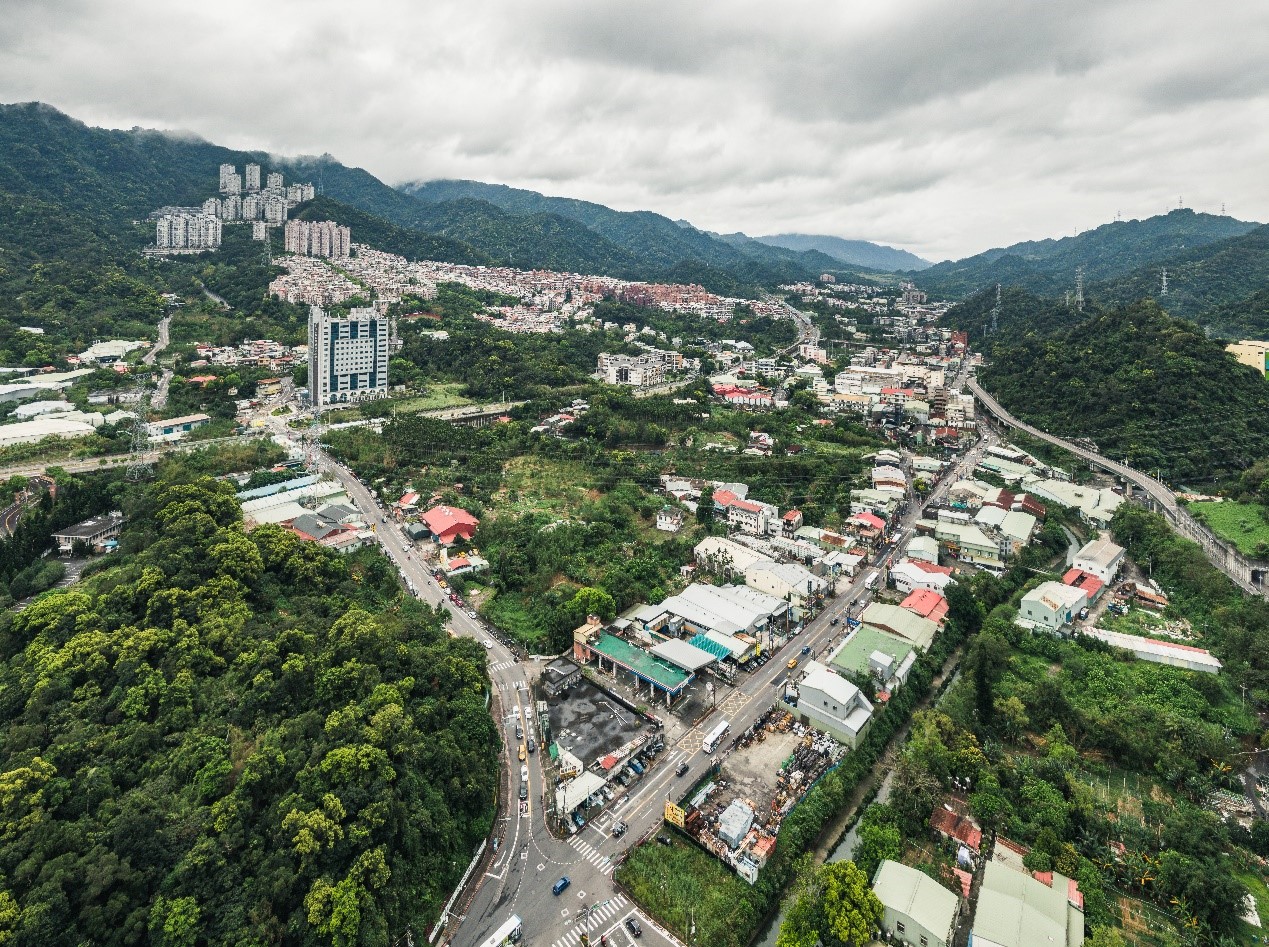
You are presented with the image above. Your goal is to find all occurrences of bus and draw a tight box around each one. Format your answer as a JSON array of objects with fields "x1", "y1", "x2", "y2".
[
  {"x1": 481, "y1": 914, "x2": 523, "y2": 947},
  {"x1": 703, "y1": 718, "x2": 730, "y2": 754}
]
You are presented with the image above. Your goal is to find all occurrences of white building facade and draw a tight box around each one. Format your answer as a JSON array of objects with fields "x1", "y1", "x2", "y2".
[{"x1": 308, "y1": 305, "x2": 390, "y2": 407}]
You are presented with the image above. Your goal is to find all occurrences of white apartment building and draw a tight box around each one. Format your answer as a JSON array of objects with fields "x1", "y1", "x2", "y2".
[
  {"x1": 221, "y1": 195, "x2": 242, "y2": 221},
  {"x1": 242, "y1": 194, "x2": 262, "y2": 220},
  {"x1": 245, "y1": 163, "x2": 261, "y2": 191},
  {"x1": 308, "y1": 306, "x2": 390, "y2": 407},
  {"x1": 596, "y1": 352, "x2": 665, "y2": 387},
  {"x1": 266, "y1": 171, "x2": 285, "y2": 190},
  {"x1": 264, "y1": 195, "x2": 288, "y2": 225},
  {"x1": 155, "y1": 213, "x2": 222, "y2": 251},
  {"x1": 285, "y1": 220, "x2": 351, "y2": 258}
]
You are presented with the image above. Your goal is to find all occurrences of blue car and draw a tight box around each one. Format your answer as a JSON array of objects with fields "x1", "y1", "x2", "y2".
[{"x1": 553, "y1": 876, "x2": 571, "y2": 896}]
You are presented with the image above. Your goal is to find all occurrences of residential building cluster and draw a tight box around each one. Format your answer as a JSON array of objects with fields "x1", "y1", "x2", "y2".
[
  {"x1": 237, "y1": 474, "x2": 374, "y2": 555},
  {"x1": 269, "y1": 255, "x2": 362, "y2": 305},
  {"x1": 190, "y1": 338, "x2": 306, "y2": 372},
  {"x1": 151, "y1": 212, "x2": 222, "y2": 254},
  {"x1": 265, "y1": 244, "x2": 793, "y2": 335},
  {"x1": 284, "y1": 219, "x2": 351, "y2": 258},
  {"x1": 595, "y1": 347, "x2": 696, "y2": 387}
]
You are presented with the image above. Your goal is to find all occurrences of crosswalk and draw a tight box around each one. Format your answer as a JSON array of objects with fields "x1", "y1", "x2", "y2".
[
  {"x1": 548, "y1": 894, "x2": 629, "y2": 947},
  {"x1": 490, "y1": 659, "x2": 517, "y2": 673},
  {"x1": 568, "y1": 834, "x2": 615, "y2": 876}
]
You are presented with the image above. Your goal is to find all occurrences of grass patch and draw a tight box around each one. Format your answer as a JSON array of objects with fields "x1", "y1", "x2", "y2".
[
  {"x1": 495, "y1": 456, "x2": 602, "y2": 519},
  {"x1": 322, "y1": 384, "x2": 475, "y2": 423},
  {"x1": 1189, "y1": 500, "x2": 1269, "y2": 556},
  {"x1": 615, "y1": 835, "x2": 759, "y2": 947},
  {"x1": 480, "y1": 592, "x2": 551, "y2": 649}
]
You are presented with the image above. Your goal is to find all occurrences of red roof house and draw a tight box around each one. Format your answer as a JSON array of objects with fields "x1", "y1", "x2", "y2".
[
  {"x1": 930, "y1": 808, "x2": 982, "y2": 850},
  {"x1": 1062, "y1": 567, "x2": 1104, "y2": 602},
  {"x1": 900, "y1": 588, "x2": 949, "y2": 624},
  {"x1": 421, "y1": 505, "x2": 479, "y2": 545}
]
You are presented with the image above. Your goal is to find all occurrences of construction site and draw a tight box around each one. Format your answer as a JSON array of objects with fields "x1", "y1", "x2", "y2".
[{"x1": 666, "y1": 707, "x2": 846, "y2": 883}]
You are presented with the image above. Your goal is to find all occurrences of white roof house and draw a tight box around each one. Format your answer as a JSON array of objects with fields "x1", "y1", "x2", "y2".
[
  {"x1": 1072, "y1": 536, "x2": 1125, "y2": 583},
  {"x1": 1082, "y1": 628, "x2": 1223, "y2": 674},
  {"x1": 905, "y1": 534, "x2": 940, "y2": 564},
  {"x1": 792, "y1": 661, "x2": 874, "y2": 748},
  {"x1": 890, "y1": 559, "x2": 955, "y2": 594},
  {"x1": 1019, "y1": 581, "x2": 1087, "y2": 632},
  {"x1": 743, "y1": 560, "x2": 827, "y2": 605},
  {"x1": 695, "y1": 536, "x2": 774, "y2": 575},
  {"x1": 654, "y1": 583, "x2": 788, "y2": 638},
  {"x1": 649, "y1": 638, "x2": 717, "y2": 672},
  {"x1": 11, "y1": 399, "x2": 75, "y2": 419},
  {"x1": 1022, "y1": 476, "x2": 1123, "y2": 526},
  {"x1": 873, "y1": 860, "x2": 959, "y2": 947}
]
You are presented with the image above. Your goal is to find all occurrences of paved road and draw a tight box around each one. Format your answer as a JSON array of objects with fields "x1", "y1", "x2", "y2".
[
  {"x1": 143, "y1": 316, "x2": 171, "y2": 366},
  {"x1": 305, "y1": 421, "x2": 987, "y2": 947},
  {"x1": 967, "y1": 376, "x2": 1267, "y2": 596}
]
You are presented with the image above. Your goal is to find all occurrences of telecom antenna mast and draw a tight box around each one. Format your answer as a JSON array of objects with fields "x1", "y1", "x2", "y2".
[
  {"x1": 1160, "y1": 267, "x2": 1169, "y2": 297},
  {"x1": 990, "y1": 283, "x2": 1001, "y2": 334},
  {"x1": 1075, "y1": 267, "x2": 1085, "y2": 312}
]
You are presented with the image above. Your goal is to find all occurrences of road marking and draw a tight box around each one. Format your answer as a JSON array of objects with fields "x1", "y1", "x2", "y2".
[{"x1": 567, "y1": 835, "x2": 614, "y2": 876}]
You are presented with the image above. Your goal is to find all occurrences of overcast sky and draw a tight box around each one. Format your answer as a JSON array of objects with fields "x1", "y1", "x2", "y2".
[{"x1": 5, "y1": 0, "x2": 1269, "y2": 260}]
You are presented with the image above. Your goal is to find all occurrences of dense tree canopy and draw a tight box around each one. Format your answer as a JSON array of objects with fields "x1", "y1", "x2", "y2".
[{"x1": 0, "y1": 473, "x2": 498, "y2": 946}]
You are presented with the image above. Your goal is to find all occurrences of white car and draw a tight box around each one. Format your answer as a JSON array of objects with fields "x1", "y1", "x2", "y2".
[{"x1": 484, "y1": 640, "x2": 494, "y2": 649}]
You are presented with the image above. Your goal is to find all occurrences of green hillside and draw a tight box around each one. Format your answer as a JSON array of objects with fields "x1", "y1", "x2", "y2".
[
  {"x1": 913, "y1": 209, "x2": 1259, "y2": 299},
  {"x1": 1091, "y1": 224, "x2": 1269, "y2": 324},
  {"x1": 290, "y1": 196, "x2": 490, "y2": 265},
  {"x1": 400, "y1": 178, "x2": 842, "y2": 288},
  {"x1": 970, "y1": 296, "x2": 1269, "y2": 481}
]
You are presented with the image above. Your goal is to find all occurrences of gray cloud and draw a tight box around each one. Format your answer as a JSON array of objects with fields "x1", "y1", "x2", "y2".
[{"x1": 1, "y1": 0, "x2": 1267, "y2": 260}]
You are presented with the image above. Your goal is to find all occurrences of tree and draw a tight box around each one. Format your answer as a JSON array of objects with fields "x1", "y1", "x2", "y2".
[{"x1": 777, "y1": 861, "x2": 881, "y2": 947}]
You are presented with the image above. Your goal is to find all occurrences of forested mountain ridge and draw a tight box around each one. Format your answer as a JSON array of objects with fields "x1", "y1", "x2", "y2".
[
  {"x1": 752, "y1": 232, "x2": 930, "y2": 271},
  {"x1": 398, "y1": 178, "x2": 853, "y2": 288},
  {"x1": 0, "y1": 473, "x2": 498, "y2": 946},
  {"x1": 1090, "y1": 223, "x2": 1269, "y2": 328},
  {"x1": 965, "y1": 295, "x2": 1269, "y2": 482},
  {"x1": 913, "y1": 208, "x2": 1260, "y2": 299}
]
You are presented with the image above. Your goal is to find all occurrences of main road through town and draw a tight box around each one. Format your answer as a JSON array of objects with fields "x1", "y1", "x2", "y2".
[{"x1": 307, "y1": 416, "x2": 987, "y2": 947}]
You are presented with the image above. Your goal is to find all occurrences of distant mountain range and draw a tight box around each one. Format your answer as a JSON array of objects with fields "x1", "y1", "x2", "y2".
[
  {"x1": 912, "y1": 209, "x2": 1261, "y2": 299},
  {"x1": 751, "y1": 233, "x2": 931, "y2": 271},
  {"x1": 0, "y1": 103, "x2": 894, "y2": 298}
]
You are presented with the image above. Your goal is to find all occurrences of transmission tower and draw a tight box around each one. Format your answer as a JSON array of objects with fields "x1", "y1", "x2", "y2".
[
  {"x1": 126, "y1": 388, "x2": 153, "y2": 482},
  {"x1": 1075, "y1": 266, "x2": 1085, "y2": 312},
  {"x1": 1160, "y1": 267, "x2": 1169, "y2": 297},
  {"x1": 989, "y1": 283, "x2": 1001, "y2": 334}
]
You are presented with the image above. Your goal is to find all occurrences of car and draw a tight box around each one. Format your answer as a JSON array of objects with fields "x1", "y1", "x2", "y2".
[
  {"x1": 516, "y1": 724, "x2": 523, "y2": 740},
  {"x1": 787, "y1": 658, "x2": 799, "y2": 670},
  {"x1": 552, "y1": 876, "x2": 571, "y2": 896},
  {"x1": 521, "y1": 764, "x2": 529, "y2": 781},
  {"x1": 675, "y1": 762, "x2": 689, "y2": 777},
  {"x1": 625, "y1": 918, "x2": 642, "y2": 938},
  {"x1": 527, "y1": 737, "x2": 536, "y2": 753},
  {"x1": 612, "y1": 820, "x2": 627, "y2": 837},
  {"x1": 519, "y1": 781, "x2": 529, "y2": 801},
  {"x1": 572, "y1": 811, "x2": 586, "y2": 828},
  {"x1": 800, "y1": 645, "x2": 811, "y2": 655},
  {"x1": 484, "y1": 640, "x2": 493, "y2": 648},
  {"x1": 830, "y1": 617, "x2": 840, "y2": 627},
  {"x1": 518, "y1": 744, "x2": 527, "y2": 761}
]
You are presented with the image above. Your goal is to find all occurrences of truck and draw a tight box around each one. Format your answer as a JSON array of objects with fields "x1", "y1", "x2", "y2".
[
  {"x1": 703, "y1": 718, "x2": 730, "y2": 754},
  {"x1": 863, "y1": 572, "x2": 879, "y2": 592}
]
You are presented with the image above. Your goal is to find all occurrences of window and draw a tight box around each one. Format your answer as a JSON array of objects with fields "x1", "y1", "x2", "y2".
[
  {"x1": 896, "y1": 923, "x2": 905, "y2": 934},
  {"x1": 920, "y1": 938, "x2": 928, "y2": 947}
]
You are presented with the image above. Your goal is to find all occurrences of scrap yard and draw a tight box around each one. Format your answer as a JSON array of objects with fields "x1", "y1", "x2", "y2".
[{"x1": 668, "y1": 708, "x2": 845, "y2": 882}]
